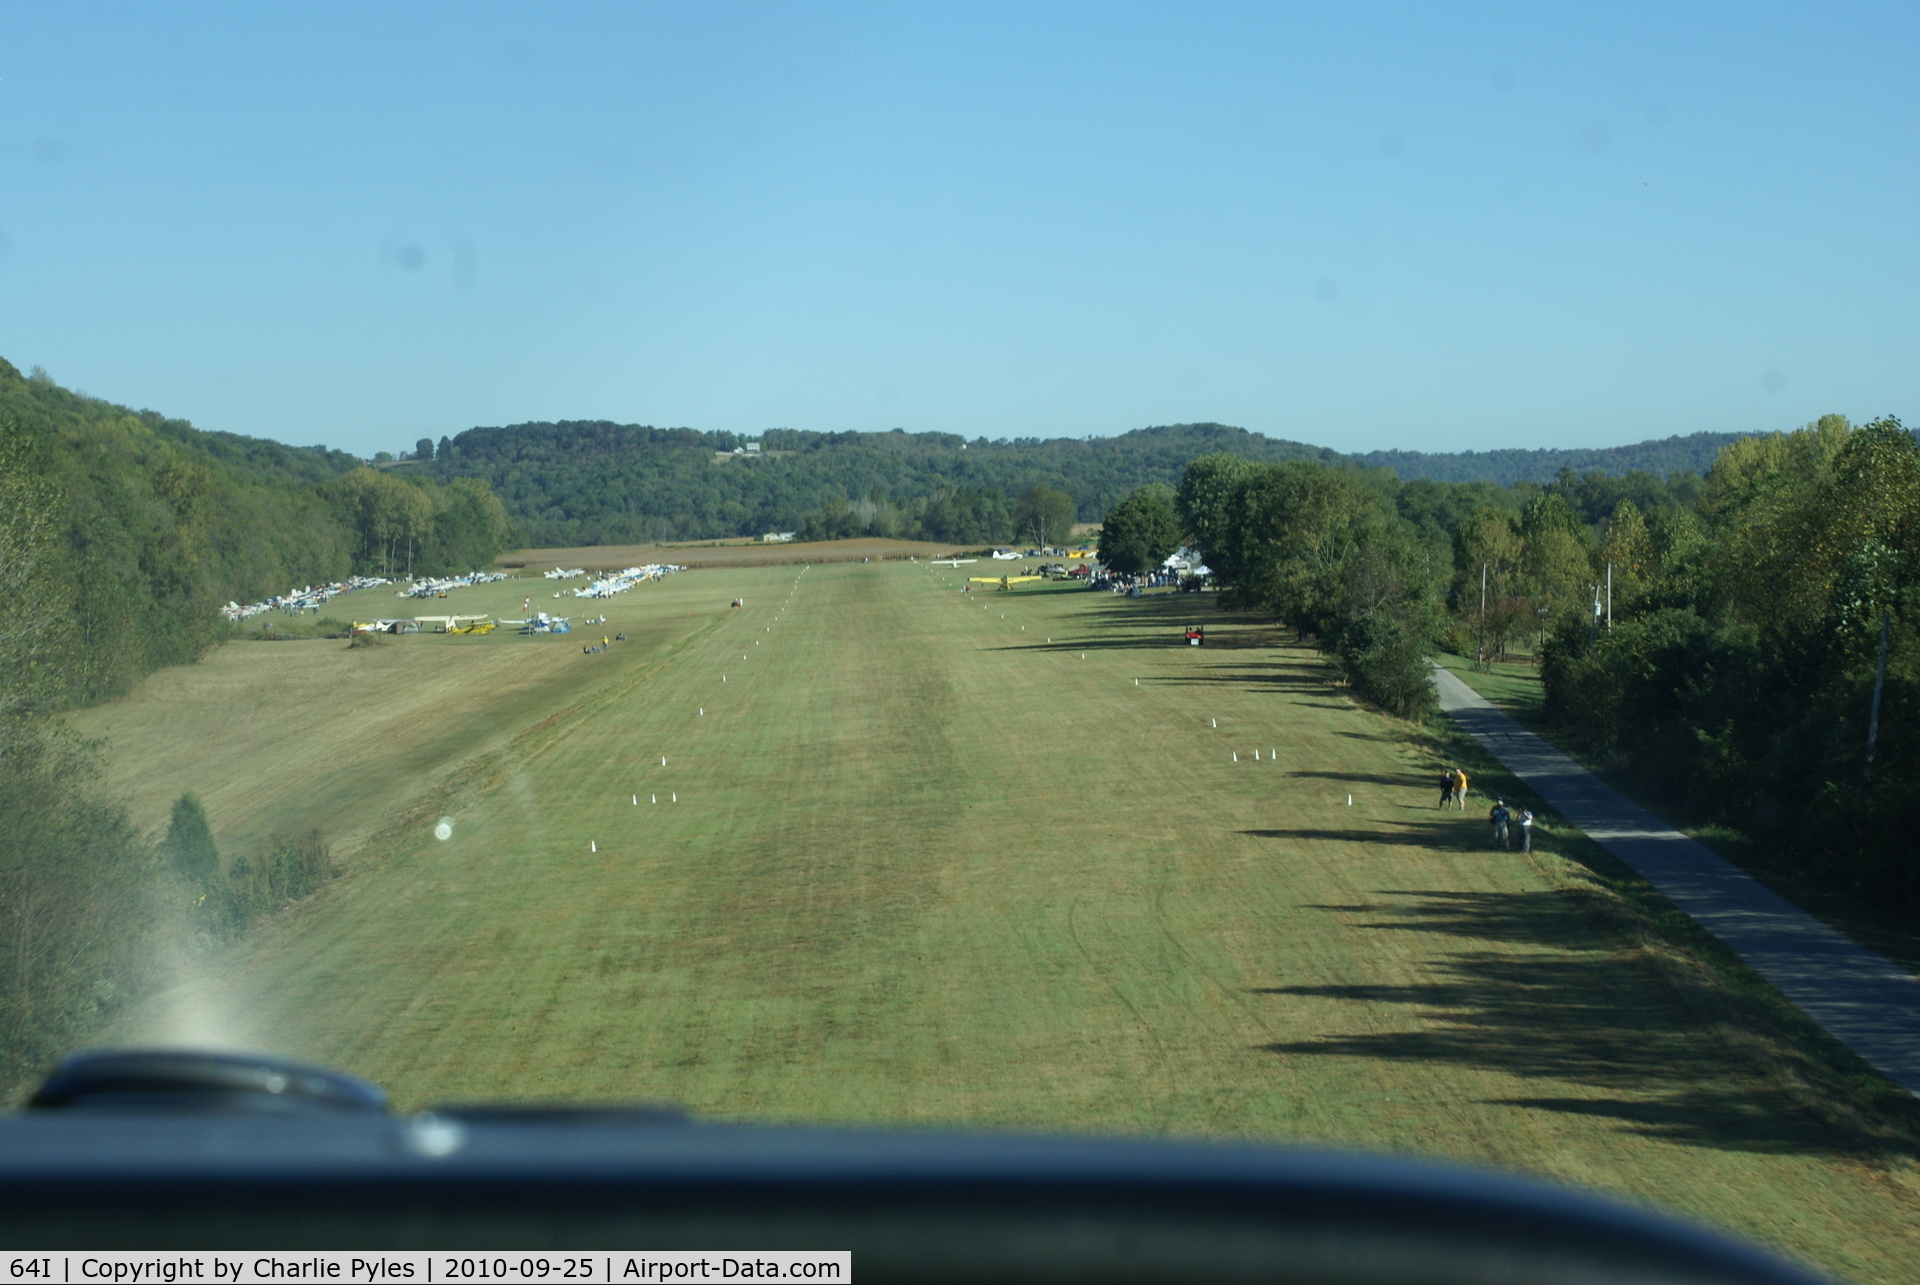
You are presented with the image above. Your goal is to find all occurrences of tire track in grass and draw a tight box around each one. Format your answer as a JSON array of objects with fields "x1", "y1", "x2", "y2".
[{"x1": 1064, "y1": 889, "x2": 1180, "y2": 1111}]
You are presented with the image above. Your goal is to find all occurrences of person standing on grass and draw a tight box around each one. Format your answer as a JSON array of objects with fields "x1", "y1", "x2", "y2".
[
  {"x1": 1438, "y1": 768, "x2": 1456, "y2": 808},
  {"x1": 1518, "y1": 808, "x2": 1534, "y2": 853},
  {"x1": 1489, "y1": 798, "x2": 1510, "y2": 850},
  {"x1": 1453, "y1": 768, "x2": 1469, "y2": 810}
]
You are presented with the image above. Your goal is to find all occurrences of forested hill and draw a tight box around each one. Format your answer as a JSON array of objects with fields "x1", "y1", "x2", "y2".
[
  {"x1": 428, "y1": 420, "x2": 1755, "y2": 547},
  {"x1": 0, "y1": 359, "x2": 516, "y2": 706},
  {"x1": 1353, "y1": 431, "x2": 1752, "y2": 484},
  {"x1": 424, "y1": 421, "x2": 1344, "y2": 546}
]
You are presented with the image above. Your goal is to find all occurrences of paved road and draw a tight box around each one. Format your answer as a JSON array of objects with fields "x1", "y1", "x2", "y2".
[{"x1": 1434, "y1": 666, "x2": 1920, "y2": 1096}]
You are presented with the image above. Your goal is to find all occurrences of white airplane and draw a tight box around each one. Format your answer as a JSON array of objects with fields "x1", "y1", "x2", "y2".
[
  {"x1": 990, "y1": 550, "x2": 1023, "y2": 561},
  {"x1": 930, "y1": 558, "x2": 978, "y2": 566}
]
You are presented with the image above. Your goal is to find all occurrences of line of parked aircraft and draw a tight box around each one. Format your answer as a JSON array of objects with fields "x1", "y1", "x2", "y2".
[
  {"x1": 220, "y1": 575, "x2": 393, "y2": 622},
  {"x1": 396, "y1": 571, "x2": 510, "y2": 599},
  {"x1": 572, "y1": 564, "x2": 686, "y2": 598}
]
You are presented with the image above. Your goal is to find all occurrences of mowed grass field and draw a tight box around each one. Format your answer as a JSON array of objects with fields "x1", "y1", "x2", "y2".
[{"x1": 76, "y1": 561, "x2": 1920, "y2": 1281}]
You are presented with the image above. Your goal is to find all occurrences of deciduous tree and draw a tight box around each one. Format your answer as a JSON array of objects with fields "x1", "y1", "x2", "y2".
[
  {"x1": 1012, "y1": 484, "x2": 1076, "y2": 548},
  {"x1": 1097, "y1": 484, "x2": 1180, "y2": 575}
]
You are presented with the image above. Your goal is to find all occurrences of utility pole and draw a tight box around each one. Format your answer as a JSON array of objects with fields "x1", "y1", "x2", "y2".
[
  {"x1": 1478, "y1": 563, "x2": 1487, "y2": 672},
  {"x1": 1605, "y1": 562, "x2": 1612, "y2": 631},
  {"x1": 1866, "y1": 610, "x2": 1891, "y2": 782},
  {"x1": 1588, "y1": 585, "x2": 1600, "y2": 654}
]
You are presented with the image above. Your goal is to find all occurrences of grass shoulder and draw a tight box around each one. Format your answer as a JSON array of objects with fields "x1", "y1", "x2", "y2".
[
  {"x1": 1433, "y1": 652, "x2": 1920, "y2": 981},
  {"x1": 1410, "y1": 665, "x2": 1920, "y2": 1166}
]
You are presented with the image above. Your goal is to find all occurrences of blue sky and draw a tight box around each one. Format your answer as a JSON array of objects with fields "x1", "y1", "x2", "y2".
[{"x1": 1, "y1": 2, "x2": 1913, "y2": 457}]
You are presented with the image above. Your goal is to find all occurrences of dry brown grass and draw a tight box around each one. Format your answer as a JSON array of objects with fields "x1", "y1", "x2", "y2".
[{"x1": 498, "y1": 537, "x2": 965, "y2": 572}]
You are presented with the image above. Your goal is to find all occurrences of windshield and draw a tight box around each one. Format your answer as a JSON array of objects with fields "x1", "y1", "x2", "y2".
[{"x1": 1, "y1": 5, "x2": 1916, "y2": 1282}]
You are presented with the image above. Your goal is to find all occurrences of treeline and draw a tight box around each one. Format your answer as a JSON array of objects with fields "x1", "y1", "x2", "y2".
[
  {"x1": 1172, "y1": 456, "x2": 1447, "y2": 717},
  {"x1": 423, "y1": 418, "x2": 1749, "y2": 548},
  {"x1": 1355, "y1": 431, "x2": 1748, "y2": 485},
  {"x1": 422, "y1": 419, "x2": 1338, "y2": 546},
  {"x1": 0, "y1": 359, "x2": 517, "y2": 705},
  {"x1": 793, "y1": 482, "x2": 1079, "y2": 547},
  {"x1": 0, "y1": 419, "x2": 336, "y2": 1091},
  {"x1": 1157, "y1": 412, "x2": 1917, "y2": 915},
  {"x1": 1540, "y1": 416, "x2": 1918, "y2": 910},
  {"x1": 1155, "y1": 453, "x2": 1710, "y2": 717},
  {"x1": 0, "y1": 424, "x2": 152, "y2": 1085}
]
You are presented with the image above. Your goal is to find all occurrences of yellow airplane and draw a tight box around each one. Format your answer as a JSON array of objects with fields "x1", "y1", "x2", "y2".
[{"x1": 968, "y1": 575, "x2": 1044, "y2": 590}]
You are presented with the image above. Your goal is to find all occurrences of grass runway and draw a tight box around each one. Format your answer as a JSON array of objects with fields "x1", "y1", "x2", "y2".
[{"x1": 80, "y1": 560, "x2": 1920, "y2": 1281}]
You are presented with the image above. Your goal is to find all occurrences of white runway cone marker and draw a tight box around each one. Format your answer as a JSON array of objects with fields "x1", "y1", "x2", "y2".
[
  {"x1": 699, "y1": 708, "x2": 704, "y2": 716},
  {"x1": 651, "y1": 795, "x2": 656, "y2": 804},
  {"x1": 590, "y1": 841, "x2": 597, "y2": 853},
  {"x1": 632, "y1": 795, "x2": 637, "y2": 805},
  {"x1": 1233, "y1": 752, "x2": 1238, "y2": 762},
  {"x1": 1134, "y1": 678, "x2": 1138, "y2": 685},
  {"x1": 1211, "y1": 718, "x2": 1217, "y2": 728},
  {"x1": 1347, "y1": 795, "x2": 1353, "y2": 806},
  {"x1": 671, "y1": 793, "x2": 677, "y2": 803},
  {"x1": 662, "y1": 756, "x2": 667, "y2": 766},
  {"x1": 1254, "y1": 749, "x2": 1260, "y2": 760}
]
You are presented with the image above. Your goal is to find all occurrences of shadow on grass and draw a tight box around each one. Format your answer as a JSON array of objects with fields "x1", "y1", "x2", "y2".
[
  {"x1": 1292, "y1": 771, "x2": 1426, "y2": 787},
  {"x1": 990, "y1": 637, "x2": 1283, "y2": 655},
  {"x1": 1141, "y1": 670, "x2": 1338, "y2": 691},
  {"x1": 1254, "y1": 889, "x2": 1918, "y2": 1159},
  {"x1": 1239, "y1": 822, "x2": 1491, "y2": 851}
]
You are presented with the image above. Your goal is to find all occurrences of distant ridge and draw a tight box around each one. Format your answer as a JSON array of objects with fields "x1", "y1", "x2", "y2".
[
  {"x1": 426, "y1": 419, "x2": 1776, "y2": 546},
  {"x1": 1354, "y1": 431, "x2": 1757, "y2": 485}
]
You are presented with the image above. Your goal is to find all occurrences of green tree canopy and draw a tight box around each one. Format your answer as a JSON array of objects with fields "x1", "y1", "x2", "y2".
[
  {"x1": 1174, "y1": 452, "x2": 1253, "y2": 573},
  {"x1": 1518, "y1": 493, "x2": 1594, "y2": 623},
  {"x1": 0, "y1": 420, "x2": 76, "y2": 724},
  {"x1": 1173, "y1": 455, "x2": 1439, "y2": 716},
  {"x1": 1098, "y1": 484, "x2": 1180, "y2": 575},
  {"x1": 1012, "y1": 484, "x2": 1077, "y2": 547},
  {"x1": 160, "y1": 793, "x2": 220, "y2": 895},
  {"x1": 1541, "y1": 415, "x2": 1920, "y2": 914},
  {"x1": 1598, "y1": 499, "x2": 1654, "y2": 608}
]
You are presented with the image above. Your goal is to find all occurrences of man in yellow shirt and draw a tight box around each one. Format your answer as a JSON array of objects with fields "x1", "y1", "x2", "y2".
[{"x1": 1452, "y1": 768, "x2": 1469, "y2": 810}]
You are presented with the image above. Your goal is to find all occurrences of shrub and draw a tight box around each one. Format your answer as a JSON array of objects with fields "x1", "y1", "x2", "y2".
[
  {"x1": 226, "y1": 831, "x2": 334, "y2": 929},
  {"x1": 1332, "y1": 607, "x2": 1438, "y2": 719}
]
